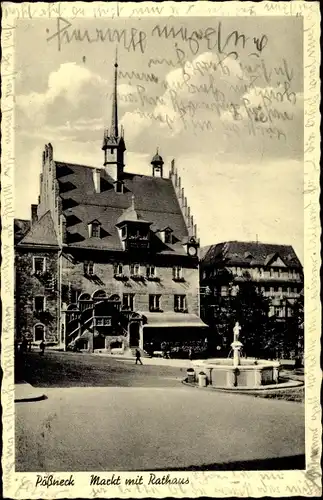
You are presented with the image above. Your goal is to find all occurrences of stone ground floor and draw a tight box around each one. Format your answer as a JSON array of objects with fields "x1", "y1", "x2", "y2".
[{"x1": 16, "y1": 351, "x2": 305, "y2": 471}]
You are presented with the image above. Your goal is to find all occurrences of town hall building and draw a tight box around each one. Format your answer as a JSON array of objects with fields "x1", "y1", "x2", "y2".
[{"x1": 14, "y1": 57, "x2": 207, "y2": 353}]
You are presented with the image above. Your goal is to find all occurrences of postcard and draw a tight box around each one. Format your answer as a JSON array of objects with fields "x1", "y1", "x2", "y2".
[{"x1": 1, "y1": 1, "x2": 321, "y2": 498}]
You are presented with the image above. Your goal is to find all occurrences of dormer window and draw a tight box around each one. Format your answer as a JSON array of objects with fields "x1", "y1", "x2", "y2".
[
  {"x1": 159, "y1": 227, "x2": 173, "y2": 243},
  {"x1": 115, "y1": 196, "x2": 152, "y2": 251},
  {"x1": 165, "y1": 229, "x2": 172, "y2": 244},
  {"x1": 88, "y1": 220, "x2": 101, "y2": 238}
]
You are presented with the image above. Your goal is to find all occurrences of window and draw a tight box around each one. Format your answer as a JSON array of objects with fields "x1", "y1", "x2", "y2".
[
  {"x1": 274, "y1": 307, "x2": 284, "y2": 318},
  {"x1": 278, "y1": 287, "x2": 283, "y2": 294},
  {"x1": 123, "y1": 293, "x2": 134, "y2": 310},
  {"x1": 221, "y1": 286, "x2": 228, "y2": 297},
  {"x1": 121, "y1": 226, "x2": 127, "y2": 239},
  {"x1": 84, "y1": 262, "x2": 95, "y2": 276},
  {"x1": 174, "y1": 294, "x2": 187, "y2": 312},
  {"x1": 130, "y1": 263, "x2": 140, "y2": 276},
  {"x1": 173, "y1": 266, "x2": 183, "y2": 280},
  {"x1": 88, "y1": 221, "x2": 101, "y2": 238},
  {"x1": 114, "y1": 263, "x2": 123, "y2": 276},
  {"x1": 34, "y1": 324, "x2": 45, "y2": 342},
  {"x1": 146, "y1": 265, "x2": 156, "y2": 279},
  {"x1": 164, "y1": 229, "x2": 172, "y2": 244},
  {"x1": 149, "y1": 294, "x2": 161, "y2": 312},
  {"x1": 34, "y1": 296, "x2": 45, "y2": 312},
  {"x1": 33, "y1": 257, "x2": 46, "y2": 274}
]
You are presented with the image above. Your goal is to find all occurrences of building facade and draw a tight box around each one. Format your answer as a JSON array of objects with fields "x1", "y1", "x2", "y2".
[
  {"x1": 14, "y1": 58, "x2": 207, "y2": 353},
  {"x1": 200, "y1": 240, "x2": 303, "y2": 324}
]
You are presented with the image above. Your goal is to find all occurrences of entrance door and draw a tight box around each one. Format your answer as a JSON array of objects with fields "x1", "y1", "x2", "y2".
[{"x1": 129, "y1": 322, "x2": 140, "y2": 347}]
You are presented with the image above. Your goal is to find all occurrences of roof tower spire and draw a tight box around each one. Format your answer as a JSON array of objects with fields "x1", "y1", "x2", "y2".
[{"x1": 111, "y1": 46, "x2": 119, "y2": 138}]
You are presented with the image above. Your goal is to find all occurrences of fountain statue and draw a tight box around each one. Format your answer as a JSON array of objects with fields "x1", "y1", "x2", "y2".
[{"x1": 231, "y1": 322, "x2": 243, "y2": 368}]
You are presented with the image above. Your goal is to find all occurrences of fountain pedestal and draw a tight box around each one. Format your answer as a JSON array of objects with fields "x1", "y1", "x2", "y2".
[{"x1": 231, "y1": 340, "x2": 243, "y2": 368}]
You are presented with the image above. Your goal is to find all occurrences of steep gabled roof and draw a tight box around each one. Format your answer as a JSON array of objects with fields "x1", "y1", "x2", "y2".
[
  {"x1": 201, "y1": 241, "x2": 302, "y2": 269},
  {"x1": 14, "y1": 219, "x2": 31, "y2": 244},
  {"x1": 17, "y1": 211, "x2": 59, "y2": 247},
  {"x1": 55, "y1": 162, "x2": 189, "y2": 254}
]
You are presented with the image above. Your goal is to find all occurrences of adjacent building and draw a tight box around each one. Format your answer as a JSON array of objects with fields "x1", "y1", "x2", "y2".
[
  {"x1": 14, "y1": 57, "x2": 208, "y2": 353},
  {"x1": 200, "y1": 240, "x2": 303, "y2": 324}
]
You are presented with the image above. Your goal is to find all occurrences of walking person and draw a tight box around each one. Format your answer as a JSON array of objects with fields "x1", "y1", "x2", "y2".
[
  {"x1": 40, "y1": 340, "x2": 45, "y2": 356},
  {"x1": 135, "y1": 348, "x2": 143, "y2": 365}
]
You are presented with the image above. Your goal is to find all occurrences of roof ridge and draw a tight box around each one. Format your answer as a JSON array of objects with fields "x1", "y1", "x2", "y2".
[
  {"x1": 56, "y1": 161, "x2": 172, "y2": 182},
  {"x1": 202, "y1": 241, "x2": 294, "y2": 248}
]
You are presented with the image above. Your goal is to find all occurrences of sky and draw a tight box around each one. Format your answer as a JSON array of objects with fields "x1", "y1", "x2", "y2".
[{"x1": 14, "y1": 16, "x2": 304, "y2": 262}]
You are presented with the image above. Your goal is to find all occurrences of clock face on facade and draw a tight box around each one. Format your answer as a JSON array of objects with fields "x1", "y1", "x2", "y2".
[{"x1": 188, "y1": 245, "x2": 197, "y2": 256}]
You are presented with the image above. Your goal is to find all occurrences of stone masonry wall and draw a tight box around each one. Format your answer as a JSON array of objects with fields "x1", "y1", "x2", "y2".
[
  {"x1": 61, "y1": 255, "x2": 200, "y2": 315},
  {"x1": 15, "y1": 249, "x2": 59, "y2": 343}
]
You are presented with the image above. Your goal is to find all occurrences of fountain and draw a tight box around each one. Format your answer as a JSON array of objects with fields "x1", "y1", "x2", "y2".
[
  {"x1": 192, "y1": 322, "x2": 282, "y2": 389},
  {"x1": 231, "y1": 322, "x2": 243, "y2": 368}
]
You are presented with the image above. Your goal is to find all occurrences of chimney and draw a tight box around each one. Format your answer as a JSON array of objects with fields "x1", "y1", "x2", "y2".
[
  {"x1": 31, "y1": 204, "x2": 38, "y2": 225},
  {"x1": 93, "y1": 168, "x2": 101, "y2": 193},
  {"x1": 48, "y1": 143, "x2": 53, "y2": 161}
]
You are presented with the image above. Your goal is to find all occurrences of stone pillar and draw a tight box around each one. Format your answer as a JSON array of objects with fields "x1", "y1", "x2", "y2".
[
  {"x1": 139, "y1": 324, "x2": 144, "y2": 350},
  {"x1": 233, "y1": 348, "x2": 240, "y2": 368},
  {"x1": 88, "y1": 332, "x2": 94, "y2": 353},
  {"x1": 105, "y1": 336, "x2": 110, "y2": 351},
  {"x1": 273, "y1": 365, "x2": 280, "y2": 383}
]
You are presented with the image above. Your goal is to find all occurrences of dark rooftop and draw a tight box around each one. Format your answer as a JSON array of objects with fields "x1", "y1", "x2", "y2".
[{"x1": 201, "y1": 241, "x2": 302, "y2": 269}]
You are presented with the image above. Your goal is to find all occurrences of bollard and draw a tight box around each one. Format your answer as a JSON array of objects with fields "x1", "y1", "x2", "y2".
[
  {"x1": 198, "y1": 372, "x2": 207, "y2": 387},
  {"x1": 187, "y1": 368, "x2": 195, "y2": 383}
]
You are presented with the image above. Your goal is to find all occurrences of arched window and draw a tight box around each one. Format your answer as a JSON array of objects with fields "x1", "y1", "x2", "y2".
[
  {"x1": 78, "y1": 293, "x2": 91, "y2": 301},
  {"x1": 92, "y1": 289, "x2": 106, "y2": 300},
  {"x1": 34, "y1": 324, "x2": 45, "y2": 342},
  {"x1": 78, "y1": 293, "x2": 92, "y2": 312},
  {"x1": 67, "y1": 303, "x2": 79, "y2": 311}
]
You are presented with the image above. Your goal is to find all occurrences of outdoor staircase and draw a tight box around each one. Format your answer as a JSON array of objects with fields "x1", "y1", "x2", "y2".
[{"x1": 66, "y1": 304, "x2": 131, "y2": 350}]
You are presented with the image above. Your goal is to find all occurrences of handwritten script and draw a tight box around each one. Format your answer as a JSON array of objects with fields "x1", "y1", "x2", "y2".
[{"x1": 42, "y1": 16, "x2": 301, "y2": 143}]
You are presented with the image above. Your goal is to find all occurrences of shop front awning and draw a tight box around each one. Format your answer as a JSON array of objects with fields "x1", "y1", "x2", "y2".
[{"x1": 137, "y1": 312, "x2": 208, "y2": 328}]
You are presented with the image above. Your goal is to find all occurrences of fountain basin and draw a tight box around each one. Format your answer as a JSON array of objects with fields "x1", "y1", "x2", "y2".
[{"x1": 192, "y1": 358, "x2": 280, "y2": 388}]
